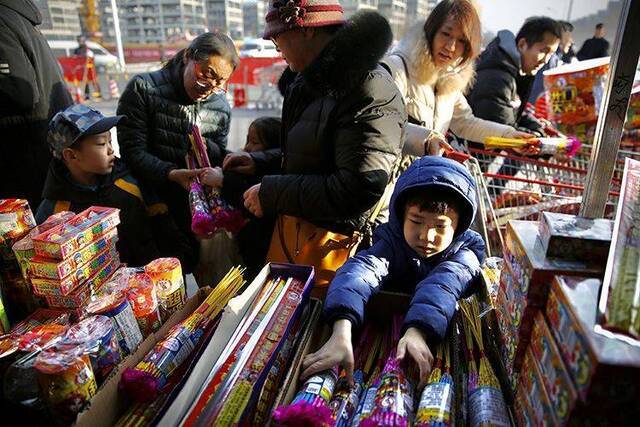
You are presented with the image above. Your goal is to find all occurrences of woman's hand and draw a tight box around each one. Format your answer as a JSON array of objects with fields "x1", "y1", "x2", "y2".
[
  {"x1": 168, "y1": 168, "x2": 202, "y2": 190},
  {"x1": 223, "y1": 152, "x2": 256, "y2": 175},
  {"x1": 199, "y1": 167, "x2": 224, "y2": 188},
  {"x1": 302, "y1": 319, "x2": 354, "y2": 385},
  {"x1": 397, "y1": 327, "x2": 434, "y2": 389},
  {"x1": 243, "y1": 184, "x2": 263, "y2": 218},
  {"x1": 426, "y1": 132, "x2": 453, "y2": 156},
  {"x1": 507, "y1": 130, "x2": 540, "y2": 156}
]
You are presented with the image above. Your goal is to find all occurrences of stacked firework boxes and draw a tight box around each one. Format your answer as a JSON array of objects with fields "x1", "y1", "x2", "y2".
[
  {"x1": 494, "y1": 220, "x2": 605, "y2": 387},
  {"x1": 28, "y1": 206, "x2": 121, "y2": 314},
  {"x1": 516, "y1": 276, "x2": 640, "y2": 425}
]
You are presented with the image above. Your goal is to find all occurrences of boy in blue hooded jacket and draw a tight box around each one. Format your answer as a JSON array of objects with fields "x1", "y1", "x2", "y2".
[{"x1": 302, "y1": 156, "x2": 485, "y2": 385}]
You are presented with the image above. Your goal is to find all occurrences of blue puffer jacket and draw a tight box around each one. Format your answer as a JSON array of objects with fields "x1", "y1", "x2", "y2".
[{"x1": 324, "y1": 156, "x2": 486, "y2": 344}]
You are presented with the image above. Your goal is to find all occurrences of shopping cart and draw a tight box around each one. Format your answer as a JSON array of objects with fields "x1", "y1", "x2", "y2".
[{"x1": 466, "y1": 143, "x2": 640, "y2": 256}]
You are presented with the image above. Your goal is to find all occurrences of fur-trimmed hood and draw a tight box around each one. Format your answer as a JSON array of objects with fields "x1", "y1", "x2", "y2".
[
  {"x1": 393, "y1": 23, "x2": 476, "y2": 96},
  {"x1": 299, "y1": 11, "x2": 393, "y2": 96}
]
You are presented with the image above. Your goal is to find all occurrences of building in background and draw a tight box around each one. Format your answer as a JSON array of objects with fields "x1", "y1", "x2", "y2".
[
  {"x1": 242, "y1": 0, "x2": 266, "y2": 39},
  {"x1": 206, "y1": 0, "x2": 243, "y2": 40},
  {"x1": 342, "y1": 0, "x2": 378, "y2": 19},
  {"x1": 33, "y1": 0, "x2": 83, "y2": 41},
  {"x1": 406, "y1": 0, "x2": 433, "y2": 29},
  {"x1": 378, "y1": 0, "x2": 408, "y2": 39},
  {"x1": 103, "y1": 0, "x2": 207, "y2": 45}
]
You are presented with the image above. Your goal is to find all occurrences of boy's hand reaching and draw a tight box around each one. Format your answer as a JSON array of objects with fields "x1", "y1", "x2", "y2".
[
  {"x1": 301, "y1": 319, "x2": 354, "y2": 385},
  {"x1": 199, "y1": 167, "x2": 224, "y2": 188},
  {"x1": 397, "y1": 327, "x2": 434, "y2": 388}
]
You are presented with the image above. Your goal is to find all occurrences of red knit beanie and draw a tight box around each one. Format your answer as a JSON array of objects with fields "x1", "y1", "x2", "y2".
[{"x1": 263, "y1": 0, "x2": 345, "y2": 40}]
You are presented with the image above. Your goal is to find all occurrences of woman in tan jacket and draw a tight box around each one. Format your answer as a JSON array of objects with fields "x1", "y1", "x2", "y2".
[{"x1": 382, "y1": 0, "x2": 531, "y2": 156}]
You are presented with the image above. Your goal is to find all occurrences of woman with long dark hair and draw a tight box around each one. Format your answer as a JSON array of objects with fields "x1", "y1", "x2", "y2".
[
  {"x1": 384, "y1": 0, "x2": 530, "y2": 156},
  {"x1": 117, "y1": 32, "x2": 239, "y2": 272}
]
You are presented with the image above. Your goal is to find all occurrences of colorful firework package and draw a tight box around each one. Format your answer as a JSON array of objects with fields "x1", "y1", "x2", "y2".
[
  {"x1": 460, "y1": 296, "x2": 510, "y2": 427},
  {"x1": 145, "y1": 257, "x2": 186, "y2": 322},
  {"x1": 415, "y1": 342, "x2": 453, "y2": 426},
  {"x1": 187, "y1": 125, "x2": 246, "y2": 237},
  {"x1": 118, "y1": 267, "x2": 245, "y2": 403},
  {"x1": 34, "y1": 345, "x2": 98, "y2": 422}
]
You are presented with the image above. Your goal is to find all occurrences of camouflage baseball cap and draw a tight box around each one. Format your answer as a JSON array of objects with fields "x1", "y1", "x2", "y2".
[{"x1": 48, "y1": 104, "x2": 125, "y2": 159}]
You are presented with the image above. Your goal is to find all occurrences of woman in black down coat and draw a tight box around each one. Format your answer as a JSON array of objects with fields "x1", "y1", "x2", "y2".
[
  {"x1": 224, "y1": 5, "x2": 406, "y2": 276},
  {"x1": 117, "y1": 33, "x2": 239, "y2": 271}
]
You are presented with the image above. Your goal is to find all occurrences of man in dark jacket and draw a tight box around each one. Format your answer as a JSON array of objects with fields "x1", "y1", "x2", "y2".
[
  {"x1": 302, "y1": 156, "x2": 485, "y2": 384},
  {"x1": 0, "y1": 0, "x2": 73, "y2": 208},
  {"x1": 577, "y1": 23, "x2": 610, "y2": 61},
  {"x1": 224, "y1": 4, "x2": 405, "y2": 271},
  {"x1": 36, "y1": 105, "x2": 196, "y2": 270},
  {"x1": 467, "y1": 17, "x2": 562, "y2": 134}
]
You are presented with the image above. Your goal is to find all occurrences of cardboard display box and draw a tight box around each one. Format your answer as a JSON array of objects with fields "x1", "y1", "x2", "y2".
[
  {"x1": 75, "y1": 287, "x2": 213, "y2": 427},
  {"x1": 545, "y1": 276, "x2": 640, "y2": 423},
  {"x1": 517, "y1": 347, "x2": 557, "y2": 426},
  {"x1": 499, "y1": 221, "x2": 605, "y2": 376}
]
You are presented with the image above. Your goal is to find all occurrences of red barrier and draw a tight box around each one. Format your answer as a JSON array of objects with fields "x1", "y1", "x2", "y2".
[
  {"x1": 228, "y1": 57, "x2": 286, "y2": 85},
  {"x1": 58, "y1": 56, "x2": 97, "y2": 82}
]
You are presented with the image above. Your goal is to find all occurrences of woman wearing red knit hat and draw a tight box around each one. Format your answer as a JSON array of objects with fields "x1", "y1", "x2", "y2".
[{"x1": 224, "y1": 1, "x2": 406, "y2": 283}]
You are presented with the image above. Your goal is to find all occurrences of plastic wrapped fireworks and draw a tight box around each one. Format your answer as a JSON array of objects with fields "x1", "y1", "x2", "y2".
[
  {"x1": 359, "y1": 355, "x2": 414, "y2": 427},
  {"x1": 34, "y1": 345, "x2": 98, "y2": 422},
  {"x1": 415, "y1": 342, "x2": 453, "y2": 427},
  {"x1": 61, "y1": 315, "x2": 122, "y2": 383},
  {"x1": 329, "y1": 370, "x2": 365, "y2": 427},
  {"x1": 483, "y1": 136, "x2": 581, "y2": 157},
  {"x1": 272, "y1": 368, "x2": 338, "y2": 426},
  {"x1": 118, "y1": 268, "x2": 245, "y2": 406},
  {"x1": 460, "y1": 297, "x2": 510, "y2": 427},
  {"x1": 187, "y1": 125, "x2": 246, "y2": 236}
]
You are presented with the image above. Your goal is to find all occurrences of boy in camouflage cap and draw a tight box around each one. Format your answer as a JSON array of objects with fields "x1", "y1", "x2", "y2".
[{"x1": 37, "y1": 104, "x2": 196, "y2": 270}]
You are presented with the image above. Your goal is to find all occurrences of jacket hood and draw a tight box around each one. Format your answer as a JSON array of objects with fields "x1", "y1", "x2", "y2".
[
  {"x1": 476, "y1": 30, "x2": 520, "y2": 76},
  {"x1": 42, "y1": 158, "x2": 130, "y2": 202},
  {"x1": 383, "y1": 156, "x2": 478, "y2": 249},
  {"x1": 0, "y1": 0, "x2": 41, "y2": 25},
  {"x1": 301, "y1": 11, "x2": 393, "y2": 96},
  {"x1": 393, "y1": 23, "x2": 476, "y2": 95}
]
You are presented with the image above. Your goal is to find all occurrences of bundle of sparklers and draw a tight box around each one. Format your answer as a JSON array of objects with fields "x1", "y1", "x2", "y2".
[
  {"x1": 116, "y1": 267, "x2": 246, "y2": 426},
  {"x1": 273, "y1": 295, "x2": 511, "y2": 427},
  {"x1": 187, "y1": 125, "x2": 246, "y2": 236}
]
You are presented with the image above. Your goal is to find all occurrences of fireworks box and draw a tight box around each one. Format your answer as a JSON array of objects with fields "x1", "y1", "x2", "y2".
[
  {"x1": 74, "y1": 286, "x2": 215, "y2": 427},
  {"x1": 516, "y1": 347, "x2": 557, "y2": 426},
  {"x1": 29, "y1": 228, "x2": 118, "y2": 280},
  {"x1": 544, "y1": 276, "x2": 640, "y2": 423},
  {"x1": 32, "y1": 206, "x2": 119, "y2": 260},
  {"x1": 44, "y1": 256, "x2": 120, "y2": 309},
  {"x1": 530, "y1": 312, "x2": 578, "y2": 425},
  {"x1": 31, "y1": 245, "x2": 118, "y2": 297},
  {"x1": 500, "y1": 221, "x2": 605, "y2": 375},
  {"x1": 0, "y1": 199, "x2": 36, "y2": 245},
  {"x1": 158, "y1": 263, "x2": 317, "y2": 426},
  {"x1": 538, "y1": 211, "x2": 612, "y2": 265}
]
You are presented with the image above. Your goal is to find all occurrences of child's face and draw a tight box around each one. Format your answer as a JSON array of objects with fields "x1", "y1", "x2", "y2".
[
  {"x1": 63, "y1": 131, "x2": 115, "y2": 175},
  {"x1": 403, "y1": 205, "x2": 458, "y2": 258},
  {"x1": 243, "y1": 125, "x2": 266, "y2": 153}
]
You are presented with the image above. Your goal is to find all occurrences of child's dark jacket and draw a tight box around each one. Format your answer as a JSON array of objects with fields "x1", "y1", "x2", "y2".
[{"x1": 324, "y1": 156, "x2": 486, "y2": 344}]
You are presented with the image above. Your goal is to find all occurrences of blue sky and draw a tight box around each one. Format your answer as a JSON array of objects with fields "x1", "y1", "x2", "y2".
[{"x1": 476, "y1": 0, "x2": 611, "y2": 33}]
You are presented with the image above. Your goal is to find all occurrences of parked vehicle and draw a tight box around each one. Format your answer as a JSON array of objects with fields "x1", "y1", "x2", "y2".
[
  {"x1": 239, "y1": 39, "x2": 279, "y2": 58},
  {"x1": 47, "y1": 40, "x2": 121, "y2": 72}
]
